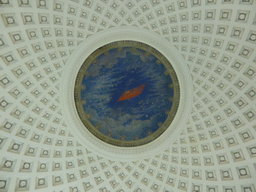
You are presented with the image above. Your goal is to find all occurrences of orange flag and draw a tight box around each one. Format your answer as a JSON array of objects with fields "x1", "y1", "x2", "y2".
[{"x1": 118, "y1": 84, "x2": 146, "y2": 102}]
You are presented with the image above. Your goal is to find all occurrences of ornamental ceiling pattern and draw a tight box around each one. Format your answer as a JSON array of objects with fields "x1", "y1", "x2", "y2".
[{"x1": 0, "y1": 0, "x2": 256, "y2": 192}]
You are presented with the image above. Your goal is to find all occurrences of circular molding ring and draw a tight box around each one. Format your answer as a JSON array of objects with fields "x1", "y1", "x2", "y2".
[{"x1": 61, "y1": 27, "x2": 193, "y2": 160}]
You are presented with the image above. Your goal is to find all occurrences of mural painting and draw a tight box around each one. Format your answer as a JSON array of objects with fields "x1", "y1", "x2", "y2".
[{"x1": 75, "y1": 41, "x2": 180, "y2": 147}]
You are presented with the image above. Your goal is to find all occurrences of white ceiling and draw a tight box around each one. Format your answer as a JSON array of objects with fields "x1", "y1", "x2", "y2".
[{"x1": 0, "y1": 0, "x2": 256, "y2": 192}]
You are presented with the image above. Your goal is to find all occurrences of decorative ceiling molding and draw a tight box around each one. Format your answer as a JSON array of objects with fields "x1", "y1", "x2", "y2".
[
  {"x1": 0, "y1": 0, "x2": 255, "y2": 191},
  {"x1": 61, "y1": 27, "x2": 193, "y2": 160}
]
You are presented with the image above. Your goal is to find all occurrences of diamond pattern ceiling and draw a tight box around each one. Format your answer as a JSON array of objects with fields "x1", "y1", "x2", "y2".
[{"x1": 0, "y1": 0, "x2": 256, "y2": 191}]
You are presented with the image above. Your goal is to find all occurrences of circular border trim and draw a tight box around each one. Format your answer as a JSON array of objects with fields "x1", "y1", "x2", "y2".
[{"x1": 61, "y1": 27, "x2": 193, "y2": 160}]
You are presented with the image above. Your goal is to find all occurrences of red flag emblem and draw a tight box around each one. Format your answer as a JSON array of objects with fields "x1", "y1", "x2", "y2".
[{"x1": 118, "y1": 84, "x2": 146, "y2": 102}]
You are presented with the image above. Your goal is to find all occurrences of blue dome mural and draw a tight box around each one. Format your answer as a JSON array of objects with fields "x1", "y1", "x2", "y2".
[{"x1": 75, "y1": 41, "x2": 180, "y2": 147}]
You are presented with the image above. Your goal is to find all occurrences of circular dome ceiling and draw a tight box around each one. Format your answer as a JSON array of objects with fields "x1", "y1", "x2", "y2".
[
  {"x1": 74, "y1": 40, "x2": 180, "y2": 147},
  {"x1": 1, "y1": 0, "x2": 255, "y2": 191}
]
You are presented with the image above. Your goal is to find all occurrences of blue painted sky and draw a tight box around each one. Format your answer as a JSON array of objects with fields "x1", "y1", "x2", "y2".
[{"x1": 81, "y1": 47, "x2": 174, "y2": 141}]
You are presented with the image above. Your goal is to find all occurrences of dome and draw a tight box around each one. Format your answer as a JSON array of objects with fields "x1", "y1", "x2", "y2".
[{"x1": 0, "y1": 0, "x2": 256, "y2": 191}]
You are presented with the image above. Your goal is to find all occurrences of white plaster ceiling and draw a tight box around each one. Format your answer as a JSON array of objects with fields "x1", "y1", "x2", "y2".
[{"x1": 0, "y1": 0, "x2": 256, "y2": 192}]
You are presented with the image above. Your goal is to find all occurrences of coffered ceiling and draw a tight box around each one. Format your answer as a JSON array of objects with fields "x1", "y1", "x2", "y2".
[{"x1": 0, "y1": 0, "x2": 256, "y2": 191}]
